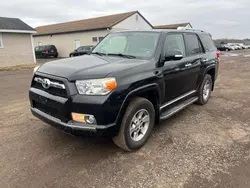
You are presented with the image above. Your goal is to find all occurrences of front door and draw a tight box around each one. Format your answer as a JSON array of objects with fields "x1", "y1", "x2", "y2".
[{"x1": 75, "y1": 40, "x2": 81, "y2": 49}]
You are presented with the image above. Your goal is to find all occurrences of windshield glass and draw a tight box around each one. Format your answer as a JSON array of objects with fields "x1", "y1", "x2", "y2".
[{"x1": 92, "y1": 32, "x2": 160, "y2": 58}]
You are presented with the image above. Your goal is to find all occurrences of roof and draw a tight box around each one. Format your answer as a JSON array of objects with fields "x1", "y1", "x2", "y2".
[
  {"x1": 154, "y1": 23, "x2": 192, "y2": 29},
  {"x1": 112, "y1": 29, "x2": 208, "y2": 35},
  {"x1": 0, "y1": 17, "x2": 35, "y2": 33},
  {"x1": 34, "y1": 11, "x2": 152, "y2": 36}
]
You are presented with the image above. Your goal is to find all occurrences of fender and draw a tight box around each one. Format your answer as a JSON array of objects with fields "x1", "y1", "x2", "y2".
[
  {"x1": 115, "y1": 83, "x2": 161, "y2": 125},
  {"x1": 198, "y1": 64, "x2": 216, "y2": 89},
  {"x1": 204, "y1": 64, "x2": 216, "y2": 76}
]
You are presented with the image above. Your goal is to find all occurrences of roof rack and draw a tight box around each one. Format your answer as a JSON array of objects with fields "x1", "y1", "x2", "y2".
[{"x1": 177, "y1": 27, "x2": 204, "y2": 32}]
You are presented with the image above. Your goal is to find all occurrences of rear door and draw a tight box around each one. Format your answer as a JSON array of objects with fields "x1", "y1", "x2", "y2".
[
  {"x1": 183, "y1": 33, "x2": 203, "y2": 91},
  {"x1": 162, "y1": 33, "x2": 195, "y2": 103}
]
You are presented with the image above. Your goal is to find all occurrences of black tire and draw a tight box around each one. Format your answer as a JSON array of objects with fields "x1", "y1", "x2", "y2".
[
  {"x1": 112, "y1": 97, "x2": 155, "y2": 151},
  {"x1": 54, "y1": 54, "x2": 58, "y2": 58},
  {"x1": 196, "y1": 74, "x2": 212, "y2": 105}
]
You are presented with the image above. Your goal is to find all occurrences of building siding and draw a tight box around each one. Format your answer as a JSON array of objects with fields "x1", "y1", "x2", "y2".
[
  {"x1": 33, "y1": 30, "x2": 109, "y2": 57},
  {"x1": 0, "y1": 33, "x2": 34, "y2": 67},
  {"x1": 112, "y1": 13, "x2": 152, "y2": 31}
]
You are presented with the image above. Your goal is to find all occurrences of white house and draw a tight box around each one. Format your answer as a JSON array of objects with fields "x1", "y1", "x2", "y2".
[
  {"x1": 33, "y1": 11, "x2": 153, "y2": 57},
  {"x1": 0, "y1": 17, "x2": 36, "y2": 67},
  {"x1": 154, "y1": 23, "x2": 192, "y2": 30}
]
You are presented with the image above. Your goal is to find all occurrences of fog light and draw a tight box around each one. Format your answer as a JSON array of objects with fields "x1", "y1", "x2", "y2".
[
  {"x1": 86, "y1": 115, "x2": 96, "y2": 124},
  {"x1": 71, "y1": 113, "x2": 96, "y2": 124}
]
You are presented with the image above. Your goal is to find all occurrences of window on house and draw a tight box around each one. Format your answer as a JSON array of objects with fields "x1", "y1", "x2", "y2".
[
  {"x1": 98, "y1": 37, "x2": 104, "y2": 42},
  {"x1": 135, "y1": 14, "x2": 139, "y2": 21},
  {"x1": 0, "y1": 33, "x2": 4, "y2": 48},
  {"x1": 92, "y1": 37, "x2": 98, "y2": 42}
]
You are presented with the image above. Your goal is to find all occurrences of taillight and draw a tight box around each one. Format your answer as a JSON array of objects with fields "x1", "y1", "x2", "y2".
[{"x1": 216, "y1": 50, "x2": 220, "y2": 58}]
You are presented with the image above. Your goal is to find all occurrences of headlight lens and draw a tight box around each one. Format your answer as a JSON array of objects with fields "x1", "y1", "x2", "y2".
[
  {"x1": 33, "y1": 65, "x2": 40, "y2": 74},
  {"x1": 75, "y1": 78, "x2": 117, "y2": 95}
]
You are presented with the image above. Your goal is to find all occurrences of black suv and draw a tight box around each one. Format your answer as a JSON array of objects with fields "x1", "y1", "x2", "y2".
[
  {"x1": 69, "y1": 46, "x2": 93, "y2": 57},
  {"x1": 35, "y1": 45, "x2": 58, "y2": 58},
  {"x1": 30, "y1": 30, "x2": 219, "y2": 151}
]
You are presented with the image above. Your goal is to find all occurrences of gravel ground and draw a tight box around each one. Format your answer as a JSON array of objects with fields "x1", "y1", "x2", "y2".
[{"x1": 0, "y1": 51, "x2": 250, "y2": 188}]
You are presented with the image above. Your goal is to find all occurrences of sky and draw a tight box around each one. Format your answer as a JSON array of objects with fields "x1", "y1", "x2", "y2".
[{"x1": 1, "y1": 0, "x2": 249, "y2": 39}]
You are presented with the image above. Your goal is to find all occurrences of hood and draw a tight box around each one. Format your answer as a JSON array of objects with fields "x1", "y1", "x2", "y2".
[{"x1": 37, "y1": 55, "x2": 147, "y2": 81}]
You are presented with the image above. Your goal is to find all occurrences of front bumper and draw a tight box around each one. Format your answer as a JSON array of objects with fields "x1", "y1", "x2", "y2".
[{"x1": 31, "y1": 107, "x2": 116, "y2": 136}]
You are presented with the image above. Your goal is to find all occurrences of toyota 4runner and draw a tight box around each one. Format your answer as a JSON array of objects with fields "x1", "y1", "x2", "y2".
[{"x1": 30, "y1": 29, "x2": 219, "y2": 151}]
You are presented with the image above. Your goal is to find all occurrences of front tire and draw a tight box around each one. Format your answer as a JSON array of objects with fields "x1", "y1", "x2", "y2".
[
  {"x1": 112, "y1": 97, "x2": 155, "y2": 151},
  {"x1": 196, "y1": 74, "x2": 212, "y2": 105}
]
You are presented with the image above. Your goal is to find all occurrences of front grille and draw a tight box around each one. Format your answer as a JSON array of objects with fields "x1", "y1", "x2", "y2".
[
  {"x1": 32, "y1": 76, "x2": 67, "y2": 97},
  {"x1": 34, "y1": 101, "x2": 61, "y2": 120}
]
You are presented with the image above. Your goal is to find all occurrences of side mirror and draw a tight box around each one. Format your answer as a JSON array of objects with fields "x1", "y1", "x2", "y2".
[{"x1": 165, "y1": 50, "x2": 183, "y2": 61}]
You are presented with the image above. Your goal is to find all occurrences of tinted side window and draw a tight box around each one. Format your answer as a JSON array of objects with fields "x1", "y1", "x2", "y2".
[
  {"x1": 185, "y1": 34, "x2": 202, "y2": 55},
  {"x1": 200, "y1": 34, "x2": 216, "y2": 52},
  {"x1": 164, "y1": 33, "x2": 186, "y2": 56},
  {"x1": 77, "y1": 47, "x2": 83, "y2": 51},
  {"x1": 85, "y1": 46, "x2": 91, "y2": 50}
]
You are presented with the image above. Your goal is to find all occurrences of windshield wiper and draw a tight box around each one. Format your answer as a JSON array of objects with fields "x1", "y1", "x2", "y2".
[
  {"x1": 91, "y1": 52, "x2": 106, "y2": 56},
  {"x1": 107, "y1": 53, "x2": 136, "y2": 59}
]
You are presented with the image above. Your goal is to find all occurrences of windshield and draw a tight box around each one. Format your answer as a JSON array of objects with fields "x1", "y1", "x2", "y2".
[{"x1": 92, "y1": 32, "x2": 160, "y2": 58}]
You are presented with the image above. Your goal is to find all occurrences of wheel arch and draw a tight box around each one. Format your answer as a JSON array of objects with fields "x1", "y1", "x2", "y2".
[
  {"x1": 115, "y1": 84, "x2": 161, "y2": 130},
  {"x1": 203, "y1": 65, "x2": 216, "y2": 91}
]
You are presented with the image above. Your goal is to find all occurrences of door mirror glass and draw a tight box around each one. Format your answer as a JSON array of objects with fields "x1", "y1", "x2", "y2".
[{"x1": 165, "y1": 50, "x2": 183, "y2": 61}]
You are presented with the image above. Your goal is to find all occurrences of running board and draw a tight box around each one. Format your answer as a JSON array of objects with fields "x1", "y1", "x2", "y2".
[{"x1": 160, "y1": 97, "x2": 198, "y2": 120}]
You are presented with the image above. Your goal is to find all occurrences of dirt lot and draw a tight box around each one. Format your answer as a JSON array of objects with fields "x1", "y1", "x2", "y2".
[{"x1": 1, "y1": 51, "x2": 250, "y2": 188}]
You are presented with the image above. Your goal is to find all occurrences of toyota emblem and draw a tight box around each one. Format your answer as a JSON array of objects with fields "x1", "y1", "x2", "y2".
[{"x1": 42, "y1": 78, "x2": 51, "y2": 89}]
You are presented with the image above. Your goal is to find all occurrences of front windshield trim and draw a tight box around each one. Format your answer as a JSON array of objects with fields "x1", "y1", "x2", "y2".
[{"x1": 92, "y1": 31, "x2": 161, "y2": 60}]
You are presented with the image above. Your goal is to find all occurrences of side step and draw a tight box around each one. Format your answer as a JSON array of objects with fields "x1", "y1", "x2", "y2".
[{"x1": 160, "y1": 97, "x2": 198, "y2": 121}]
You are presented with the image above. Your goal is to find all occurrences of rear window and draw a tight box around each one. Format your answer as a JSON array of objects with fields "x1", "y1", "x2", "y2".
[
  {"x1": 185, "y1": 34, "x2": 202, "y2": 55},
  {"x1": 35, "y1": 46, "x2": 45, "y2": 50},
  {"x1": 200, "y1": 34, "x2": 216, "y2": 52}
]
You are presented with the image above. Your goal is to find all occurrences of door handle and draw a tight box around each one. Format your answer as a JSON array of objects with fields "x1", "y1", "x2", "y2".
[
  {"x1": 201, "y1": 59, "x2": 208, "y2": 63},
  {"x1": 185, "y1": 63, "x2": 192, "y2": 67}
]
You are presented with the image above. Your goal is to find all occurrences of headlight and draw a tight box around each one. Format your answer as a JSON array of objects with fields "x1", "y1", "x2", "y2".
[
  {"x1": 33, "y1": 65, "x2": 40, "y2": 74},
  {"x1": 75, "y1": 78, "x2": 117, "y2": 95}
]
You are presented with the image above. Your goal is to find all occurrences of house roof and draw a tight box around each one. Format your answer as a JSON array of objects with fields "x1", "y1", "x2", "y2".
[
  {"x1": 34, "y1": 11, "x2": 152, "y2": 36},
  {"x1": 154, "y1": 23, "x2": 192, "y2": 29},
  {"x1": 0, "y1": 17, "x2": 35, "y2": 33}
]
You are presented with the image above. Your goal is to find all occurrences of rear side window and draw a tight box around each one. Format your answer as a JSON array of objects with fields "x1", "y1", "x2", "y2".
[
  {"x1": 200, "y1": 34, "x2": 216, "y2": 52},
  {"x1": 185, "y1": 34, "x2": 202, "y2": 55},
  {"x1": 84, "y1": 46, "x2": 91, "y2": 50},
  {"x1": 164, "y1": 33, "x2": 186, "y2": 56}
]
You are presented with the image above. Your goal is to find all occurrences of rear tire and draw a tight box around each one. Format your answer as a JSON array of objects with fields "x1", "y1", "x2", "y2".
[
  {"x1": 54, "y1": 54, "x2": 58, "y2": 58},
  {"x1": 112, "y1": 97, "x2": 155, "y2": 151},
  {"x1": 196, "y1": 74, "x2": 212, "y2": 105}
]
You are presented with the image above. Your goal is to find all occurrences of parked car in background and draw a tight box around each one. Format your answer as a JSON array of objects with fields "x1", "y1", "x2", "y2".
[
  {"x1": 35, "y1": 45, "x2": 58, "y2": 58},
  {"x1": 216, "y1": 44, "x2": 232, "y2": 51},
  {"x1": 30, "y1": 29, "x2": 219, "y2": 151},
  {"x1": 69, "y1": 46, "x2": 93, "y2": 57}
]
